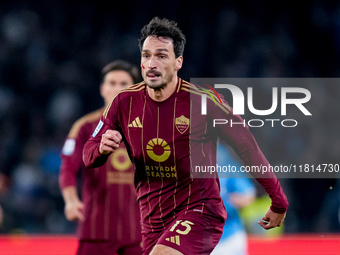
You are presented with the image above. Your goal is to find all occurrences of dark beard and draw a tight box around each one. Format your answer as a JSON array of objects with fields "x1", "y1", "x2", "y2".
[
  {"x1": 145, "y1": 73, "x2": 173, "y2": 90},
  {"x1": 146, "y1": 82, "x2": 167, "y2": 90}
]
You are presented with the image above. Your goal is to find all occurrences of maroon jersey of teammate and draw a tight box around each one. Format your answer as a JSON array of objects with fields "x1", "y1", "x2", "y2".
[
  {"x1": 83, "y1": 79, "x2": 288, "y2": 237},
  {"x1": 59, "y1": 108, "x2": 141, "y2": 245}
]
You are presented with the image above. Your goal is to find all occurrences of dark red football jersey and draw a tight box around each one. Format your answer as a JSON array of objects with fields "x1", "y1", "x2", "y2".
[{"x1": 83, "y1": 79, "x2": 288, "y2": 234}]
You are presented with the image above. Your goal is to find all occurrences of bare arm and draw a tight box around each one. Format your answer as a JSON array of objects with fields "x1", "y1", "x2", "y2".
[{"x1": 61, "y1": 186, "x2": 84, "y2": 221}]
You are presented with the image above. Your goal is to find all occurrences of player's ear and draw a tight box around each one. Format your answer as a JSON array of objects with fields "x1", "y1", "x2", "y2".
[
  {"x1": 99, "y1": 83, "x2": 104, "y2": 97},
  {"x1": 176, "y1": 56, "x2": 183, "y2": 70}
]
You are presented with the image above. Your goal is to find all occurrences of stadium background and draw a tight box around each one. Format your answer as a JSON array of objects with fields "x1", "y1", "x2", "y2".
[{"x1": 0, "y1": 0, "x2": 340, "y2": 254}]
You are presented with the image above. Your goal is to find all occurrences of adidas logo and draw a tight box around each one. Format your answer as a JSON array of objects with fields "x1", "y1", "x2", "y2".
[
  {"x1": 165, "y1": 235, "x2": 180, "y2": 246},
  {"x1": 128, "y1": 117, "x2": 143, "y2": 128}
]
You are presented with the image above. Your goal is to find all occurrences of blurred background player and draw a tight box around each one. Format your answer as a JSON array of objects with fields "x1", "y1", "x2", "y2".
[
  {"x1": 59, "y1": 60, "x2": 142, "y2": 255},
  {"x1": 211, "y1": 141, "x2": 256, "y2": 255}
]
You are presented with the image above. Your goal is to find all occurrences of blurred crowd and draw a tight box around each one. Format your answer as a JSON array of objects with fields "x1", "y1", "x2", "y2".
[{"x1": 0, "y1": 0, "x2": 340, "y2": 234}]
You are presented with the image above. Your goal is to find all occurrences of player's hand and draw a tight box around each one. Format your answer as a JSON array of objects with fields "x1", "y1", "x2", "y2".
[
  {"x1": 64, "y1": 199, "x2": 84, "y2": 222},
  {"x1": 99, "y1": 130, "x2": 122, "y2": 155},
  {"x1": 258, "y1": 208, "x2": 286, "y2": 230}
]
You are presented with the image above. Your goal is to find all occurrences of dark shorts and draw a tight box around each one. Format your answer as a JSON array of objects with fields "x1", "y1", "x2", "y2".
[
  {"x1": 142, "y1": 213, "x2": 224, "y2": 255},
  {"x1": 77, "y1": 239, "x2": 142, "y2": 255}
]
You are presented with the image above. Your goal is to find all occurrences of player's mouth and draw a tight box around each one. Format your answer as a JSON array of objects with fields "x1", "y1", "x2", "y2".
[{"x1": 146, "y1": 70, "x2": 161, "y2": 80}]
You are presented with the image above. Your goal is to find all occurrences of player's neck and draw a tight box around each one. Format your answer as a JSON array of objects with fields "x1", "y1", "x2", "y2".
[{"x1": 147, "y1": 75, "x2": 178, "y2": 102}]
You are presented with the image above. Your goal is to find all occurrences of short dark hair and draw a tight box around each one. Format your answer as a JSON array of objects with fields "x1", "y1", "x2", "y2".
[
  {"x1": 138, "y1": 17, "x2": 186, "y2": 58},
  {"x1": 101, "y1": 60, "x2": 140, "y2": 84}
]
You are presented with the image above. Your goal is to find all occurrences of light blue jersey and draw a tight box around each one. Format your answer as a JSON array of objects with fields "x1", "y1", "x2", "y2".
[{"x1": 217, "y1": 143, "x2": 256, "y2": 241}]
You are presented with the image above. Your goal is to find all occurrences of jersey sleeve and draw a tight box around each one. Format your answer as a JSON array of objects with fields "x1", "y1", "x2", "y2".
[
  {"x1": 83, "y1": 99, "x2": 119, "y2": 169},
  {"x1": 211, "y1": 98, "x2": 289, "y2": 213},
  {"x1": 59, "y1": 122, "x2": 89, "y2": 189}
]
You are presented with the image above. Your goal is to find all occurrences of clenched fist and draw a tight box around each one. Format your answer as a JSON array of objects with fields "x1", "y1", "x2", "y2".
[{"x1": 99, "y1": 130, "x2": 122, "y2": 155}]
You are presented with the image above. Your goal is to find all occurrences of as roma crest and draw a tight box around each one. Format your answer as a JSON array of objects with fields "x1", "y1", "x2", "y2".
[{"x1": 175, "y1": 115, "x2": 190, "y2": 134}]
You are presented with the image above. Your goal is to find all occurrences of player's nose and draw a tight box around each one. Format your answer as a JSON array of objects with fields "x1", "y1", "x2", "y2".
[{"x1": 148, "y1": 56, "x2": 157, "y2": 69}]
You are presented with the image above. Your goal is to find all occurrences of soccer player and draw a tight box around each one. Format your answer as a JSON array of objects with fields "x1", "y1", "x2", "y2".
[
  {"x1": 83, "y1": 17, "x2": 288, "y2": 255},
  {"x1": 59, "y1": 60, "x2": 142, "y2": 255}
]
